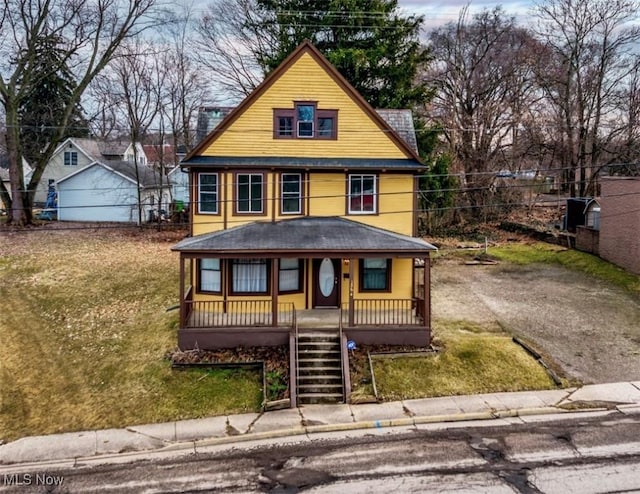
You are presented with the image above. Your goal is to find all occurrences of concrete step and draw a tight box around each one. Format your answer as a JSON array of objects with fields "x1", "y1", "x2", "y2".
[
  {"x1": 298, "y1": 384, "x2": 344, "y2": 394},
  {"x1": 298, "y1": 358, "x2": 342, "y2": 367},
  {"x1": 298, "y1": 350, "x2": 341, "y2": 360},
  {"x1": 298, "y1": 336, "x2": 340, "y2": 344},
  {"x1": 298, "y1": 393, "x2": 343, "y2": 405},
  {"x1": 298, "y1": 378, "x2": 343, "y2": 387},
  {"x1": 298, "y1": 340, "x2": 340, "y2": 351},
  {"x1": 298, "y1": 367, "x2": 342, "y2": 377}
]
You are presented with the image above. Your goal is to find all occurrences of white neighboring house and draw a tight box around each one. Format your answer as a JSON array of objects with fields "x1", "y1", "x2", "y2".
[
  {"x1": 167, "y1": 166, "x2": 189, "y2": 205},
  {"x1": 0, "y1": 158, "x2": 32, "y2": 211},
  {"x1": 31, "y1": 137, "x2": 148, "y2": 204},
  {"x1": 57, "y1": 160, "x2": 170, "y2": 223}
]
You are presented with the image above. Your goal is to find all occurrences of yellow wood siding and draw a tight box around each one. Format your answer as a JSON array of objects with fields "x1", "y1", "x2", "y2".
[
  {"x1": 192, "y1": 171, "x2": 415, "y2": 236},
  {"x1": 202, "y1": 53, "x2": 409, "y2": 159},
  {"x1": 193, "y1": 172, "x2": 414, "y2": 235},
  {"x1": 192, "y1": 258, "x2": 413, "y2": 306}
]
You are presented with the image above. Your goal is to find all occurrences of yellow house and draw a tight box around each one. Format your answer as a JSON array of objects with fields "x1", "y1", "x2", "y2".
[{"x1": 172, "y1": 41, "x2": 436, "y2": 390}]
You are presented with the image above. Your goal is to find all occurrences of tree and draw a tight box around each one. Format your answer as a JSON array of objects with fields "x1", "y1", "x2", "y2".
[
  {"x1": 533, "y1": 0, "x2": 640, "y2": 196},
  {"x1": 161, "y1": 4, "x2": 212, "y2": 154},
  {"x1": 18, "y1": 33, "x2": 89, "y2": 170},
  {"x1": 196, "y1": 0, "x2": 431, "y2": 110},
  {"x1": 194, "y1": 0, "x2": 268, "y2": 100},
  {"x1": 426, "y1": 7, "x2": 539, "y2": 215},
  {"x1": 93, "y1": 41, "x2": 162, "y2": 225},
  {"x1": 0, "y1": 0, "x2": 158, "y2": 226},
  {"x1": 254, "y1": 0, "x2": 430, "y2": 109}
]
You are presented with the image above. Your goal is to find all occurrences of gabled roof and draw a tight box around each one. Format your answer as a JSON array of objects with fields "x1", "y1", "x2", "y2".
[
  {"x1": 185, "y1": 40, "x2": 423, "y2": 164},
  {"x1": 172, "y1": 216, "x2": 436, "y2": 255},
  {"x1": 57, "y1": 160, "x2": 168, "y2": 188},
  {"x1": 53, "y1": 138, "x2": 135, "y2": 162}
]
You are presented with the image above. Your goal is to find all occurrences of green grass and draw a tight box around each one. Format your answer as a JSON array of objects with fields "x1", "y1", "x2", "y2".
[
  {"x1": 489, "y1": 243, "x2": 640, "y2": 294},
  {"x1": 0, "y1": 231, "x2": 262, "y2": 442},
  {"x1": 373, "y1": 321, "x2": 559, "y2": 401}
]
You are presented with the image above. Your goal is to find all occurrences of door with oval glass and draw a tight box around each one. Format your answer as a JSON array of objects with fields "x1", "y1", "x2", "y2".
[{"x1": 312, "y1": 258, "x2": 341, "y2": 307}]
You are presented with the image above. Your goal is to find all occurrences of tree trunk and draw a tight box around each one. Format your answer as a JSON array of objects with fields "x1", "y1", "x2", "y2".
[{"x1": 5, "y1": 103, "x2": 32, "y2": 226}]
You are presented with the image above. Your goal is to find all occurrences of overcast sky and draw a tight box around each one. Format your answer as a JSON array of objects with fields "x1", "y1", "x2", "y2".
[{"x1": 398, "y1": 0, "x2": 534, "y2": 30}]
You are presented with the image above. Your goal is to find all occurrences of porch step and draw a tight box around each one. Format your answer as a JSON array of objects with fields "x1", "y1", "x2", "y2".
[
  {"x1": 296, "y1": 329, "x2": 344, "y2": 405},
  {"x1": 297, "y1": 393, "x2": 343, "y2": 404}
]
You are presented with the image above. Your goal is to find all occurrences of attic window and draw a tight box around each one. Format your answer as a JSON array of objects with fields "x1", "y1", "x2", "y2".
[
  {"x1": 274, "y1": 103, "x2": 337, "y2": 140},
  {"x1": 64, "y1": 151, "x2": 78, "y2": 166},
  {"x1": 297, "y1": 104, "x2": 315, "y2": 137}
]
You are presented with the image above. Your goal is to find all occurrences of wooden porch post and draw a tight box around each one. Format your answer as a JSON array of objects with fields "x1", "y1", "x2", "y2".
[
  {"x1": 423, "y1": 256, "x2": 431, "y2": 329},
  {"x1": 348, "y1": 257, "x2": 355, "y2": 327},
  {"x1": 179, "y1": 255, "x2": 185, "y2": 329},
  {"x1": 271, "y1": 258, "x2": 279, "y2": 326}
]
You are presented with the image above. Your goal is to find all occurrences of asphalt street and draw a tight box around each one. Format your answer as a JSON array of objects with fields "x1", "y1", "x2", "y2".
[{"x1": 2, "y1": 409, "x2": 639, "y2": 493}]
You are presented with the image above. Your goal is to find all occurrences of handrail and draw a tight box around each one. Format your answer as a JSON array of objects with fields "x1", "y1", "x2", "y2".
[
  {"x1": 338, "y1": 307, "x2": 348, "y2": 403},
  {"x1": 346, "y1": 298, "x2": 421, "y2": 327},
  {"x1": 294, "y1": 312, "x2": 299, "y2": 408},
  {"x1": 184, "y1": 300, "x2": 295, "y2": 328}
]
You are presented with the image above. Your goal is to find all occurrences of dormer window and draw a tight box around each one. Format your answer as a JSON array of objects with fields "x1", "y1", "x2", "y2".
[
  {"x1": 297, "y1": 104, "x2": 315, "y2": 137},
  {"x1": 274, "y1": 102, "x2": 337, "y2": 140}
]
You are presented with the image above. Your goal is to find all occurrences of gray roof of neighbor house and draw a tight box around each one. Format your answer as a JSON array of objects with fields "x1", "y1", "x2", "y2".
[
  {"x1": 172, "y1": 216, "x2": 436, "y2": 255},
  {"x1": 58, "y1": 160, "x2": 167, "y2": 189},
  {"x1": 0, "y1": 167, "x2": 9, "y2": 181},
  {"x1": 67, "y1": 138, "x2": 132, "y2": 161}
]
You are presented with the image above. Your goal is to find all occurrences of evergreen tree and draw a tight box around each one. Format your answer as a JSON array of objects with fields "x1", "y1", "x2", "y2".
[
  {"x1": 18, "y1": 34, "x2": 89, "y2": 165},
  {"x1": 253, "y1": 0, "x2": 431, "y2": 110}
]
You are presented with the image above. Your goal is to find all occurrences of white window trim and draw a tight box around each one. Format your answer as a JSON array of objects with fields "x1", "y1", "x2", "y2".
[
  {"x1": 236, "y1": 173, "x2": 264, "y2": 214},
  {"x1": 64, "y1": 151, "x2": 78, "y2": 166},
  {"x1": 281, "y1": 173, "x2": 302, "y2": 215},
  {"x1": 348, "y1": 174, "x2": 377, "y2": 215},
  {"x1": 198, "y1": 172, "x2": 218, "y2": 214}
]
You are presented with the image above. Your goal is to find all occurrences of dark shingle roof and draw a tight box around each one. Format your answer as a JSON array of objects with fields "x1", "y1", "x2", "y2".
[
  {"x1": 172, "y1": 216, "x2": 436, "y2": 255},
  {"x1": 376, "y1": 109, "x2": 419, "y2": 155},
  {"x1": 181, "y1": 156, "x2": 424, "y2": 171}
]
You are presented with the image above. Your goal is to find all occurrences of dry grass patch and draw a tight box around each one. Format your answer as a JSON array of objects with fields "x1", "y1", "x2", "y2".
[
  {"x1": 372, "y1": 321, "x2": 560, "y2": 402},
  {"x1": 0, "y1": 228, "x2": 262, "y2": 442}
]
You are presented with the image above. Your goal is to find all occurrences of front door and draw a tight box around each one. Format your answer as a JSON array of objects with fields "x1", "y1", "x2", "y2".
[{"x1": 312, "y1": 258, "x2": 341, "y2": 308}]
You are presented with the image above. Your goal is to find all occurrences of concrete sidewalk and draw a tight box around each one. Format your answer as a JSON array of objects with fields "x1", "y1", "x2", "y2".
[{"x1": 1, "y1": 382, "x2": 640, "y2": 469}]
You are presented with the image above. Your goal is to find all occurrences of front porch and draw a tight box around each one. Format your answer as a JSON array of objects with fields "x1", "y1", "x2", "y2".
[
  {"x1": 179, "y1": 296, "x2": 430, "y2": 349},
  {"x1": 172, "y1": 217, "x2": 436, "y2": 349}
]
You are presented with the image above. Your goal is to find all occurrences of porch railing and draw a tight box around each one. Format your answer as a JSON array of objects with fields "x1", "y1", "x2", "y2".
[
  {"x1": 342, "y1": 298, "x2": 423, "y2": 327},
  {"x1": 185, "y1": 300, "x2": 295, "y2": 329}
]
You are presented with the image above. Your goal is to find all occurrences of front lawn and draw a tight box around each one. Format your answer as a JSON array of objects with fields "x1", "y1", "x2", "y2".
[{"x1": 0, "y1": 227, "x2": 262, "y2": 442}]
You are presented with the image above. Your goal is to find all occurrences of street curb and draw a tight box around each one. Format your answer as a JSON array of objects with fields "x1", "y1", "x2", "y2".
[{"x1": 0, "y1": 404, "x2": 627, "y2": 472}]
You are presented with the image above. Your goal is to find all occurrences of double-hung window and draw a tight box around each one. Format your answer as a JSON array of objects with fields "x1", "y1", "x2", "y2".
[
  {"x1": 199, "y1": 259, "x2": 221, "y2": 293},
  {"x1": 348, "y1": 174, "x2": 377, "y2": 214},
  {"x1": 274, "y1": 103, "x2": 337, "y2": 139},
  {"x1": 279, "y1": 258, "x2": 301, "y2": 293},
  {"x1": 297, "y1": 104, "x2": 315, "y2": 137},
  {"x1": 236, "y1": 173, "x2": 264, "y2": 214},
  {"x1": 281, "y1": 173, "x2": 302, "y2": 214},
  {"x1": 360, "y1": 258, "x2": 391, "y2": 291},
  {"x1": 231, "y1": 258, "x2": 268, "y2": 293},
  {"x1": 198, "y1": 173, "x2": 218, "y2": 214},
  {"x1": 64, "y1": 151, "x2": 78, "y2": 166}
]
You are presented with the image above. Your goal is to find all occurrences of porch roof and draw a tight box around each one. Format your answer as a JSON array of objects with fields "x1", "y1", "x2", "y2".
[
  {"x1": 180, "y1": 156, "x2": 424, "y2": 171},
  {"x1": 172, "y1": 216, "x2": 436, "y2": 257}
]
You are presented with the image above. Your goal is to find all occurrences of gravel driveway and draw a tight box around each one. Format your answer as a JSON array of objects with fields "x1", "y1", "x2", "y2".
[{"x1": 432, "y1": 262, "x2": 640, "y2": 384}]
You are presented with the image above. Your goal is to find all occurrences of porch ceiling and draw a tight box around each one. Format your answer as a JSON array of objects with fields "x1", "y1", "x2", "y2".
[{"x1": 171, "y1": 216, "x2": 436, "y2": 257}]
